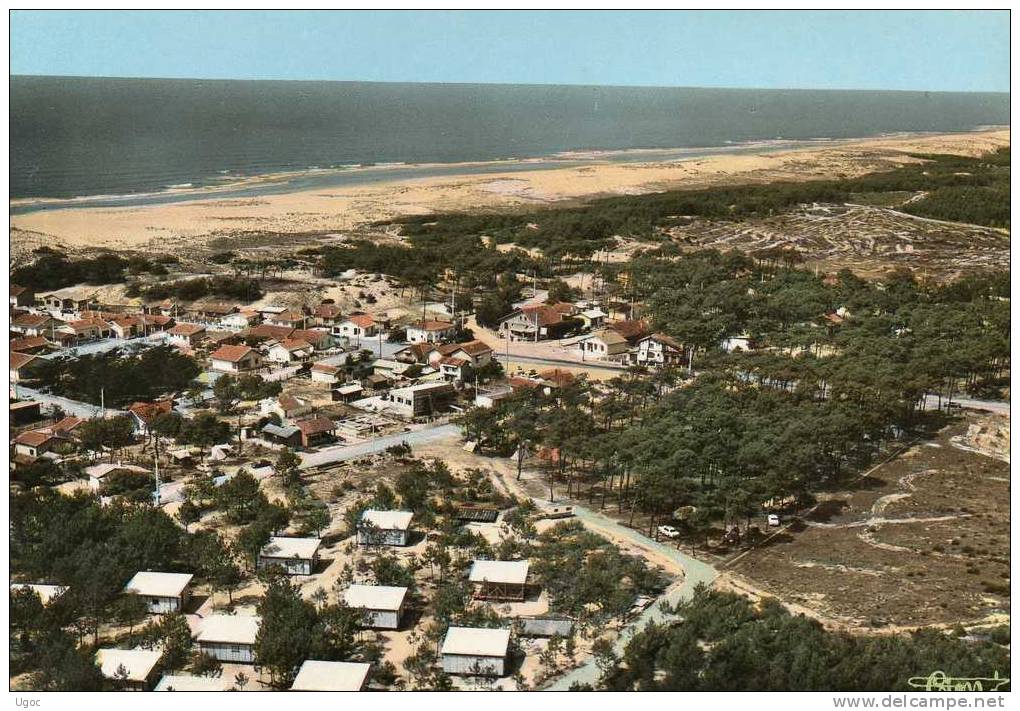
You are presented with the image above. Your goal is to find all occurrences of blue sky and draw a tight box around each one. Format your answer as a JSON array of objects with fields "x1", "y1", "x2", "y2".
[{"x1": 9, "y1": 10, "x2": 1009, "y2": 91}]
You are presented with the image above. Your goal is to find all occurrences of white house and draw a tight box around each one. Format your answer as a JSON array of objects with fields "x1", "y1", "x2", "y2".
[
  {"x1": 195, "y1": 615, "x2": 261, "y2": 663},
  {"x1": 123, "y1": 571, "x2": 193, "y2": 614},
  {"x1": 290, "y1": 661, "x2": 371, "y2": 691},
  {"x1": 265, "y1": 338, "x2": 314, "y2": 364},
  {"x1": 469, "y1": 560, "x2": 529, "y2": 601},
  {"x1": 721, "y1": 335, "x2": 755, "y2": 353},
  {"x1": 634, "y1": 333, "x2": 686, "y2": 367},
  {"x1": 575, "y1": 328, "x2": 629, "y2": 360},
  {"x1": 310, "y1": 362, "x2": 341, "y2": 385},
  {"x1": 333, "y1": 313, "x2": 378, "y2": 339},
  {"x1": 387, "y1": 381, "x2": 455, "y2": 418},
  {"x1": 343, "y1": 584, "x2": 408, "y2": 629},
  {"x1": 96, "y1": 648, "x2": 163, "y2": 690},
  {"x1": 85, "y1": 462, "x2": 150, "y2": 491},
  {"x1": 438, "y1": 356, "x2": 469, "y2": 381},
  {"x1": 358, "y1": 509, "x2": 414, "y2": 546},
  {"x1": 210, "y1": 344, "x2": 262, "y2": 373},
  {"x1": 167, "y1": 323, "x2": 206, "y2": 349},
  {"x1": 440, "y1": 627, "x2": 511, "y2": 677},
  {"x1": 406, "y1": 319, "x2": 456, "y2": 344},
  {"x1": 257, "y1": 536, "x2": 322, "y2": 575}
]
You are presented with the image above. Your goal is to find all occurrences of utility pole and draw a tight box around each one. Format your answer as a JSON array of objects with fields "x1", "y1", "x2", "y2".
[{"x1": 153, "y1": 435, "x2": 161, "y2": 507}]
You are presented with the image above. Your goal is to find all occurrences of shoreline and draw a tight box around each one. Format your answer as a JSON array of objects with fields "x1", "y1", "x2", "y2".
[
  {"x1": 9, "y1": 127, "x2": 1010, "y2": 260},
  {"x1": 9, "y1": 126, "x2": 1008, "y2": 214}
]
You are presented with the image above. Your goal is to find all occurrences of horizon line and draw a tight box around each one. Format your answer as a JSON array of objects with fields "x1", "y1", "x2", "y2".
[{"x1": 9, "y1": 72, "x2": 1009, "y2": 95}]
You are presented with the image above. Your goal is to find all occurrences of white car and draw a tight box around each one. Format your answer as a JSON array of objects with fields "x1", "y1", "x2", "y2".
[
  {"x1": 657, "y1": 525, "x2": 681, "y2": 539},
  {"x1": 767, "y1": 514, "x2": 781, "y2": 527}
]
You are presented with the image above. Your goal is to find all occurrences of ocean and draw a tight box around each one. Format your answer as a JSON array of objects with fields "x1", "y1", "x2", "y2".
[{"x1": 10, "y1": 75, "x2": 1009, "y2": 201}]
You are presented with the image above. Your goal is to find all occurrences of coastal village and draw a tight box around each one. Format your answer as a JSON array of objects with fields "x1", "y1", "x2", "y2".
[
  {"x1": 8, "y1": 136, "x2": 1011, "y2": 692},
  {"x1": 9, "y1": 258, "x2": 685, "y2": 691}
]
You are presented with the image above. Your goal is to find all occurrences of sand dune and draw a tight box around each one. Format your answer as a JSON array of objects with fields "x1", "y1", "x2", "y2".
[{"x1": 9, "y1": 128, "x2": 1009, "y2": 260}]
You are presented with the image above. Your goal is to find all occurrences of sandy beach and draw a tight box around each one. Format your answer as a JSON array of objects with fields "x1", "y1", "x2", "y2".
[{"x1": 9, "y1": 128, "x2": 1009, "y2": 260}]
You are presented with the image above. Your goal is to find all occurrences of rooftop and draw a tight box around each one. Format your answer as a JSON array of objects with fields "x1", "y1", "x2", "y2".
[
  {"x1": 96, "y1": 648, "x2": 163, "y2": 683},
  {"x1": 440, "y1": 627, "x2": 511, "y2": 658},
  {"x1": 154, "y1": 674, "x2": 233, "y2": 691},
  {"x1": 469, "y1": 560, "x2": 530, "y2": 585},
  {"x1": 210, "y1": 344, "x2": 257, "y2": 363},
  {"x1": 123, "y1": 571, "x2": 193, "y2": 599},
  {"x1": 290, "y1": 660, "x2": 371, "y2": 691},
  {"x1": 360, "y1": 509, "x2": 414, "y2": 531},
  {"x1": 260, "y1": 536, "x2": 322, "y2": 560},
  {"x1": 344, "y1": 584, "x2": 408, "y2": 611},
  {"x1": 196, "y1": 614, "x2": 261, "y2": 645},
  {"x1": 10, "y1": 583, "x2": 68, "y2": 605}
]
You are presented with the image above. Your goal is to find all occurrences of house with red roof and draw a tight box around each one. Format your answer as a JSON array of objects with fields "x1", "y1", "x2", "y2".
[
  {"x1": 333, "y1": 313, "x2": 378, "y2": 339},
  {"x1": 210, "y1": 345, "x2": 262, "y2": 373}
]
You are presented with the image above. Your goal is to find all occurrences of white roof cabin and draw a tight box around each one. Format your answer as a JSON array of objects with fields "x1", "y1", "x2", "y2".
[
  {"x1": 259, "y1": 536, "x2": 322, "y2": 561},
  {"x1": 360, "y1": 509, "x2": 413, "y2": 531},
  {"x1": 344, "y1": 584, "x2": 408, "y2": 611},
  {"x1": 441, "y1": 626, "x2": 511, "y2": 658},
  {"x1": 155, "y1": 674, "x2": 233, "y2": 691},
  {"x1": 469, "y1": 560, "x2": 529, "y2": 585},
  {"x1": 290, "y1": 660, "x2": 371, "y2": 691},
  {"x1": 196, "y1": 614, "x2": 261, "y2": 645},
  {"x1": 10, "y1": 583, "x2": 68, "y2": 605},
  {"x1": 123, "y1": 571, "x2": 193, "y2": 599},
  {"x1": 96, "y1": 648, "x2": 163, "y2": 684}
]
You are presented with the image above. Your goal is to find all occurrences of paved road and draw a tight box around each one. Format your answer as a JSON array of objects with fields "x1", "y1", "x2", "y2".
[
  {"x1": 11, "y1": 385, "x2": 124, "y2": 418},
  {"x1": 298, "y1": 423, "x2": 460, "y2": 469},
  {"x1": 923, "y1": 394, "x2": 1010, "y2": 416},
  {"x1": 501, "y1": 353, "x2": 627, "y2": 374},
  {"x1": 544, "y1": 503, "x2": 718, "y2": 690},
  {"x1": 39, "y1": 334, "x2": 165, "y2": 359}
]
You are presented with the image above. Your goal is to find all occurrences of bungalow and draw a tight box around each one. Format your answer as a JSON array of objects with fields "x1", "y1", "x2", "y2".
[
  {"x1": 634, "y1": 333, "x2": 685, "y2": 367},
  {"x1": 167, "y1": 323, "x2": 206, "y2": 348},
  {"x1": 109, "y1": 316, "x2": 142, "y2": 340},
  {"x1": 358, "y1": 509, "x2": 414, "y2": 546},
  {"x1": 58, "y1": 318, "x2": 112, "y2": 343},
  {"x1": 210, "y1": 344, "x2": 262, "y2": 373},
  {"x1": 128, "y1": 400, "x2": 173, "y2": 436},
  {"x1": 331, "y1": 382, "x2": 364, "y2": 403},
  {"x1": 290, "y1": 661, "x2": 371, "y2": 691},
  {"x1": 296, "y1": 416, "x2": 337, "y2": 448},
  {"x1": 265, "y1": 309, "x2": 307, "y2": 329},
  {"x1": 311, "y1": 303, "x2": 344, "y2": 327},
  {"x1": 260, "y1": 422, "x2": 302, "y2": 447},
  {"x1": 49, "y1": 415, "x2": 85, "y2": 439},
  {"x1": 575, "y1": 328, "x2": 629, "y2": 360},
  {"x1": 123, "y1": 571, "x2": 193, "y2": 614},
  {"x1": 195, "y1": 614, "x2": 260, "y2": 663},
  {"x1": 188, "y1": 302, "x2": 237, "y2": 324},
  {"x1": 333, "y1": 313, "x2": 378, "y2": 340},
  {"x1": 245, "y1": 324, "x2": 295, "y2": 342},
  {"x1": 96, "y1": 648, "x2": 163, "y2": 690},
  {"x1": 292, "y1": 328, "x2": 333, "y2": 351},
  {"x1": 38, "y1": 287, "x2": 98, "y2": 317},
  {"x1": 607, "y1": 318, "x2": 650, "y2": 345},
  {"x1": 469, "y1": 560, "x2": 529, "y2": 601},
  {"x1": 438, "y1": 340, "x2": 494, "y2": 367},
  {"x1": 11, "y1": 312, "x2": 58, "y2": 337},
  {"x1": 474, "y1": 385, "x2": 513, "y2": 409},
  {"x1": 9, "y1": 335, "x2": 51, "y2": 354},
  {"x1": 499, "y1": 303, "x2": 579, "y2": 341},
  {"x1": 721, "y1": 334, "x2": 756, "y2": 353},
  {"x1": 85, "y1": 463, "x2": 150, "y2": 491},
  {"x1": 10, "y1": 352, "x2": 42, "y2": 384},
  {"x1": 266, "y1": 338, "x2": 314, "y2": 364},
  {"x1": 10, "y1": 284, "x2": 34, "y2": 308},
  {"x1": 343, "y1": 584, "x2": 408, "y2": 629},
  {"x1": 387, "y1": 381, "x2": 456, "y2": 418},
  {"x1": 10, "y1": 583, "x2": 68, "y2": 606},
  {"x1": 13, "y1": 430, "x2": 59, "y2": 459},
  {"x1": 577, "y1": 307, "x2": 608, "y2": 331},
  {"x1": 220, "y1": 309, "x2": 261, "y2": 331},
  {"x1": 310, "y1": 362, "x2": 341, "y2": 385},
  {"x1": 406, "y1": 319, "x2": 456, "y2": 345},
  {"x1": 440, "y1": 627, "x2": 511, "y2": 677},
  {"x1": 261, "y1": 393, "x2": 312, "y2": 421},
  {"x1": 394, "y1": 342, "x2": 437, "y2": 364},
  {"x1": 257, "y1": 536, "x2": 321, "y2": 575},
  {"x1": 10, "y1": 401, "x2": 44, "y2": 426}
]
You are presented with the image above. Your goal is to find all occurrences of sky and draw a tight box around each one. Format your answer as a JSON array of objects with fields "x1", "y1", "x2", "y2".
[{"x1": 9, "y1": 10, "x2": 1010, "y2": 92}]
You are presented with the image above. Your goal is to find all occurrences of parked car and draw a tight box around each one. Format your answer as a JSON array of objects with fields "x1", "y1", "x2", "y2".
[
  {"x1": 767, "y1": 514, "x2": 781, "y2": 527},
  {"x1": 657, "y1": 524, "x2": 680, "y2": 539}
]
